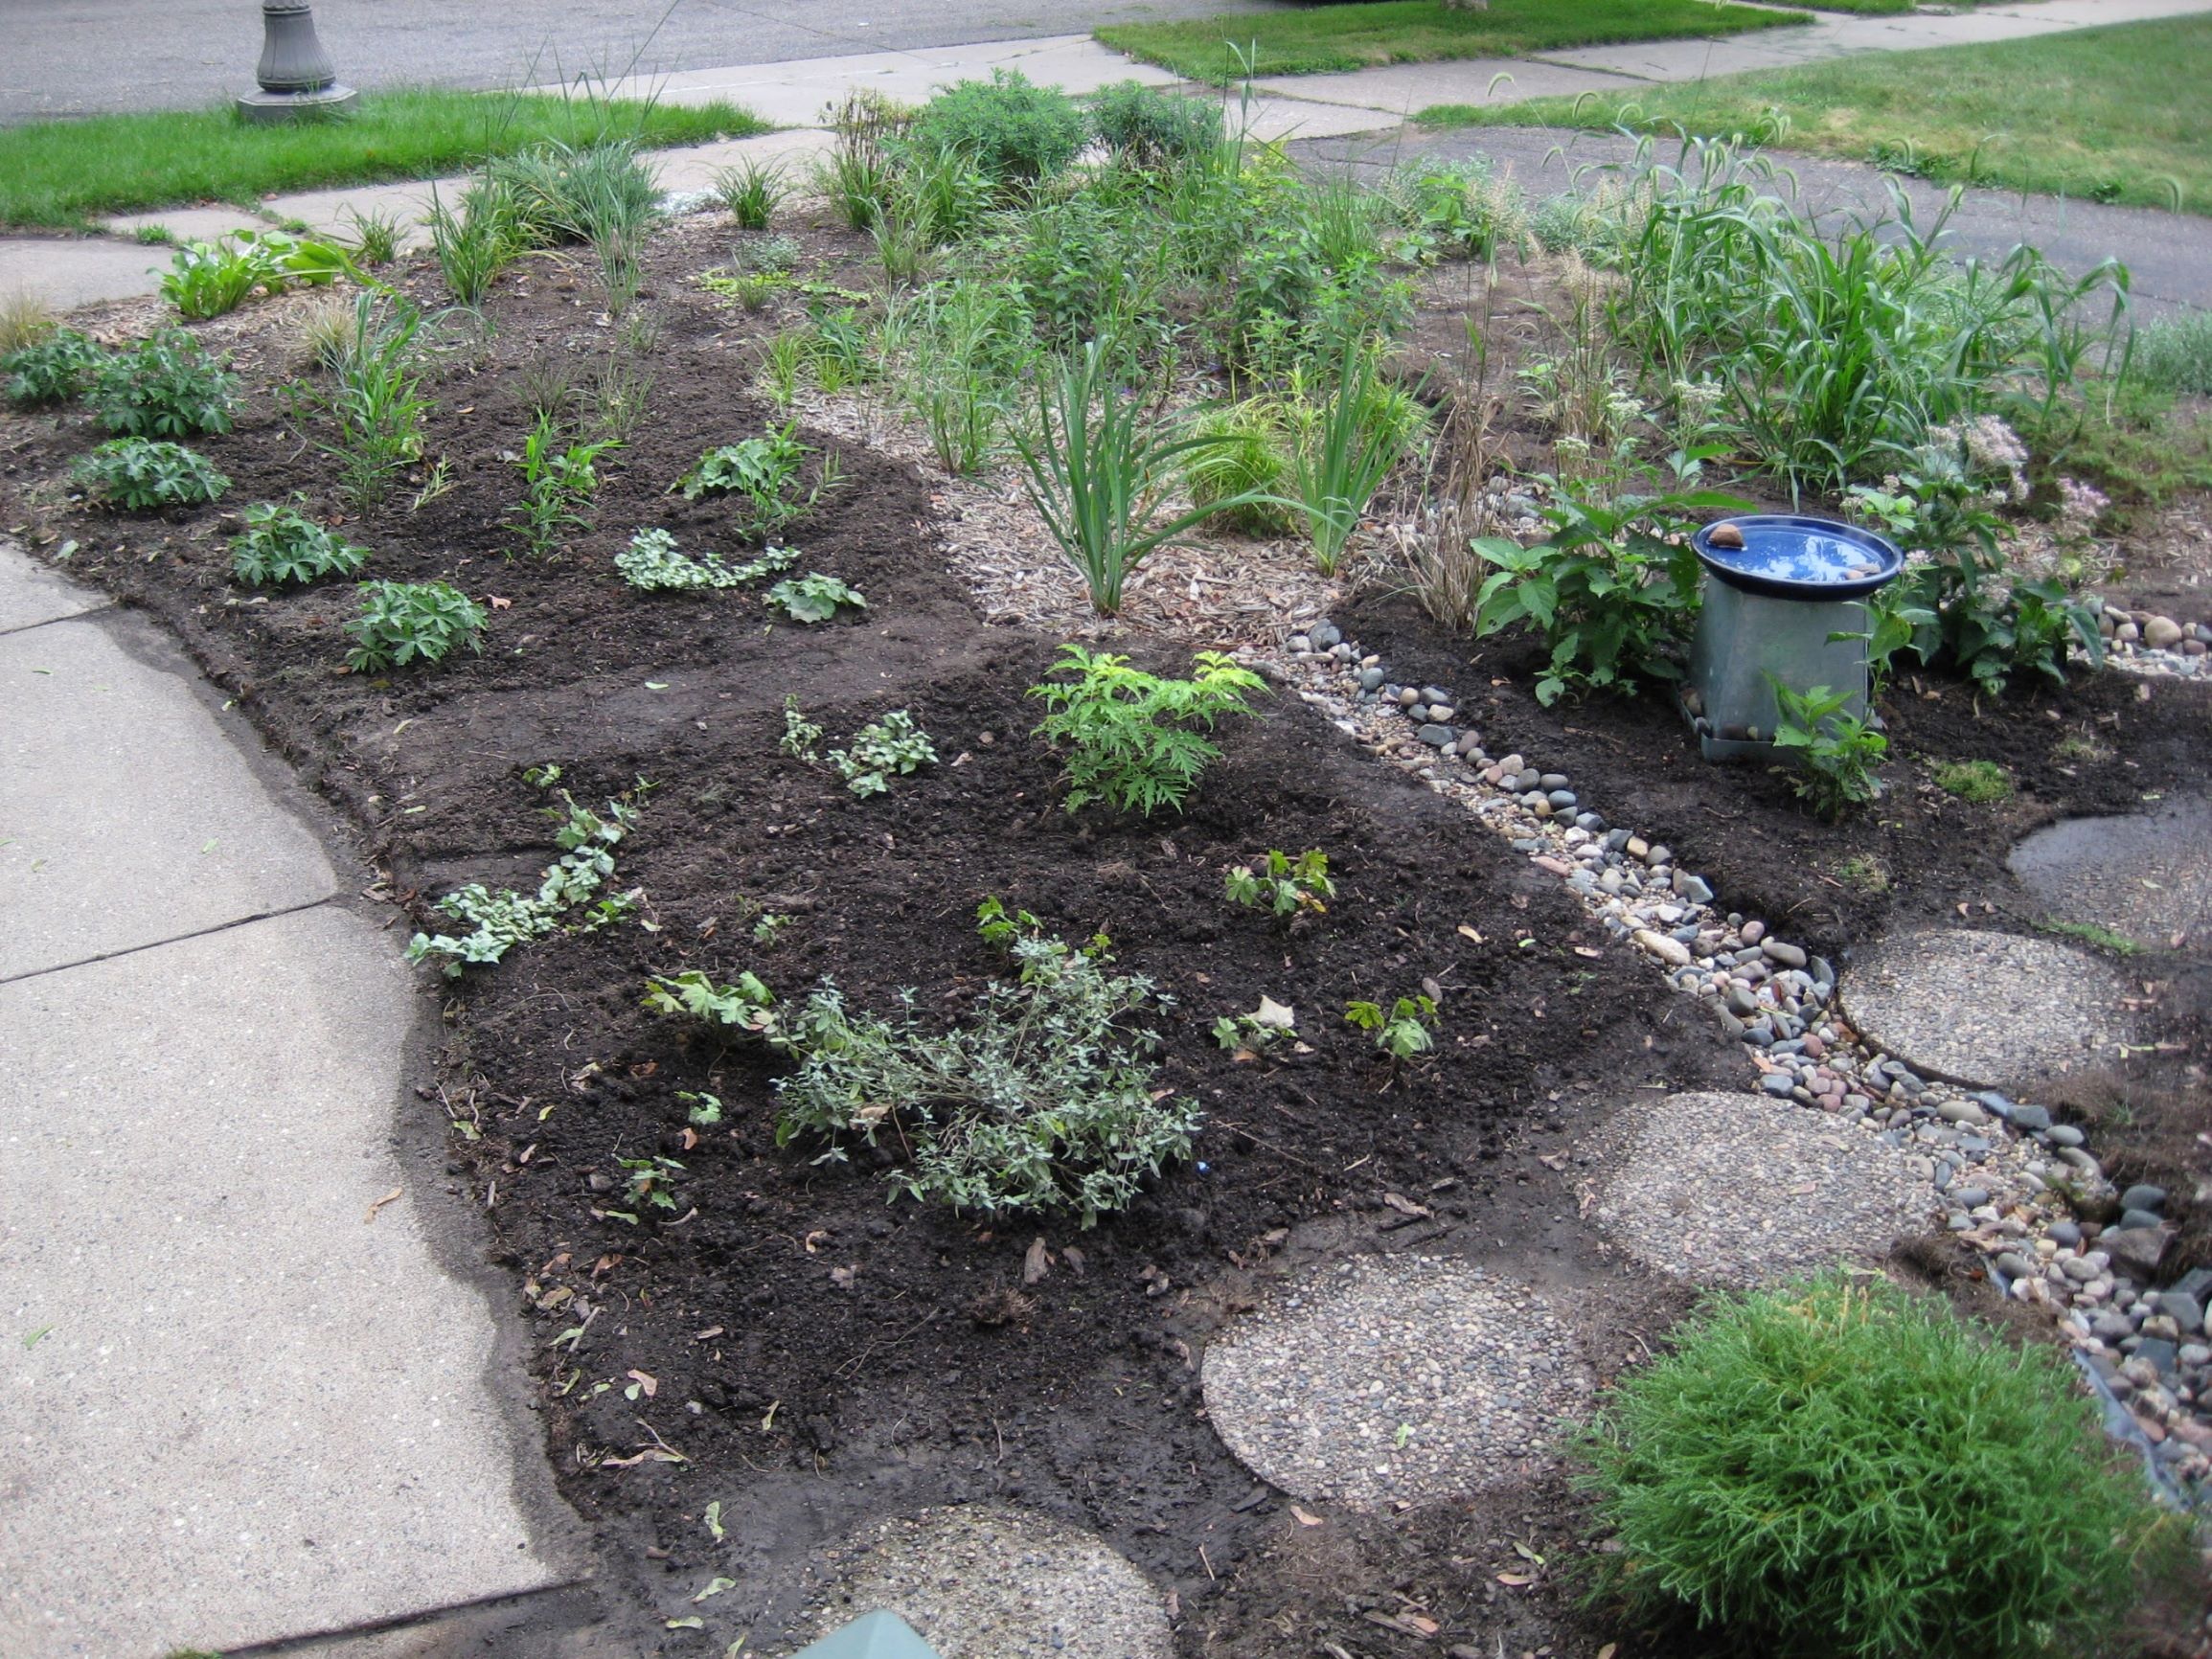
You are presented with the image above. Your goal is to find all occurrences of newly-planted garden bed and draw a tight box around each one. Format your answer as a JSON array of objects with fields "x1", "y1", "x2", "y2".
[{"x1": 6, "y1": 84, "x2": 2208, "y2": 1657}]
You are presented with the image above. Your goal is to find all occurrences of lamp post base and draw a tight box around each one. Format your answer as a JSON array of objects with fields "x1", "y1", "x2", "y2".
[{"x1": 237, "y1": 82, "x2": 358, "y2": 123}]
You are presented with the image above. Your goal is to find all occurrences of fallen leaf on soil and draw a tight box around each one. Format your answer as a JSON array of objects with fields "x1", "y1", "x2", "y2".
[
  {"x1": 1023, "y1": 1237, "x2": 1050, "y2": 1284},
  {"x1": 487, "y1": 595, "x2": 512, "y2": 609},
  {"x1": 1253, "y1": 994, "x2": 1296, "y2": 1030},
  {"x1": 1537, "y1": 1154, "x2": 1566, "y2": 1171},
  {"x1": 695, "y1": 1327, "x2": 724, "y2": 1341},
  {"x1": 1598, "y1": 1646, "x2": 1617, "y2": 1659},
  {"x1": 1494, "y1": 1572, "x2": 1534, "y2": 1586},
  {"x1": 627, "y1": 1369, "x2": 658, "y2": 1398},
  {"x1": 1290, "y1": 1505, "x2": 1324, "y2": 1527},
  {"x1": 692, "y1": 1576, "x2": 737, "y2": 1602},
  {"x1": 363, "y1": 1186, "x2": 402, "y2": 1224},
  {"x1": 1456, "y1": 925, "x2": 1484, "y2": 943},
  {"x1": 803, "y1": 1229, "x2": 830, "y2": 1254},
  {"x1": 1401, "y1": 1613, "x2": 1440, "y2": 1636},
  {"x1": 1381, "y1": 1192, "x2": 1430, "y2": 1217}
]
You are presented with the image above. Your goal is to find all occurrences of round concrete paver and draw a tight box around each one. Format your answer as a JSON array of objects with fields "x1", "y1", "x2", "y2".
[
  {"x1": 1200, "y1": 1255, "x2": 1591, "y2": 1511},
  {"x1": 2009, "y1": 796, "x2": 2212, "y2": 952},
  {"x1": 791, "y1": 1507, "x2": 1173, "y2": 1659},
  {"x1": 1594, "y1": 1091, "x2": 1926, "y2": 1287},
  {"x1": 1840, "y1": 929, "x2": 2131, "y2": 1093}
]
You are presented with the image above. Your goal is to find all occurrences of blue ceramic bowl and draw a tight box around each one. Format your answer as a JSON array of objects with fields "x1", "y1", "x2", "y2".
[{"x1": 1690, "y1": 513, "x2": 1904, "y2": 601}]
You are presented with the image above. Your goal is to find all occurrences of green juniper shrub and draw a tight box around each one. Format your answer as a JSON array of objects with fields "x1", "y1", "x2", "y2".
[
  {"x1": 71, "y1": 438, "x2": 229, "y2": 510},
  {"x1": 1575, "y1": 1271, "x2": 2176, "y2": 1659},
  {"x1": 93, "y1": 329, "x2": 239, "y2": 438},
  {"x1": 1090, "y1": 80, "x2": 1222, "y2": 170},
  {"x1": 1029, "y1": 645, "x2": 1265, "y2": 816},
  {"x1": 770, "y1": 903, "x2": 1200, "y2": 1227},
  {"x1": 1767, "y1": 678, "x2": 1886, "y2": 820},
  {"x1": 2, "y1": 328, "x2": 108, "y2": 406},
  {"x1": 906, "y1": 70, "x2": 1088, "y2": 188},
  {"x1": 345, "y1": 579, "x2": 488, "y2": 671},
  {"x1": 229, "y1": 499, "x2": 369, "y2": 586}
]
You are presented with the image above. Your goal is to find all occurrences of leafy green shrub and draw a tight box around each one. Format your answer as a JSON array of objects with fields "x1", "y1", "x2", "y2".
[
  {"x1": 644, "y1": 967, "x2": 783, "y2": 1039},
  {"x1": 1383, "y1": 159, "x2": 1520, "y2": 263},
  {"x1": 2, "y1": 328, "x2": 107, "y2": 406},
  {"x1": 773, "y1": 908, "x2": 1199, "y2": 1226},
  {"x1": 1091, "y1": 80, "x2": 1221, "y2": 170},
  {"x1": 829, "y1": 710, "x2": 936, "y2": 795},
  {"x1": 890, "y1": 275, "x2": 1033, "y2": 475},
  {"x1": 1769, "y1": 679, "x2": 1886, "y2": 820},
  {"x1": 159, "y1": 229, "x2": 349, "y2": 320},
  {"x1": 408, "y1": 793, "x2": 638, "y2": 975},
  {"x1": 71, "y1": 439, "x2": 229, "y2": 510},
  {"x1": 285, "y1": 293, "x2": 429, "y2": 511},
  {"x1": 1030, "y1": 645, "x2": 1265, "y2": 816},
  {"x1": 229, "y1": 500, "x2": 368, "y2": 587},
  {"x1": 93, "y1": 330, "x2": 239, "y2": 438},
  {"x1": 346, "y1": 580, "x2": 487, "y2": 670},
  {"x1": 908, "y1": 71, "x2": 1088, "y2": 187},
  {"x1": 1224, "y1": 849, "x2": 1334, "y2": 919},
  {"x1": 2130, "y1": 307, "x2": 2212, "y2": 397},
  {"x1": 1576, "y1": 1271, "x2": 2171, "y2": 1659},
  {"x1": 766, "y1": 573, "x2": 865, "y2": 623},
  {"x1": 1473, "y1": 473, "x2": 1744, "y2": 705},
  {"x1": 1931, "y1": 757, "x2": 2011, "y2": 803}
]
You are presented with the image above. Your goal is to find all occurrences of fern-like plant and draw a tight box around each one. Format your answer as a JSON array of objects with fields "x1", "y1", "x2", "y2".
[{"x1": 1029, "y1": 645, "x2": 1265, "y2": 816}]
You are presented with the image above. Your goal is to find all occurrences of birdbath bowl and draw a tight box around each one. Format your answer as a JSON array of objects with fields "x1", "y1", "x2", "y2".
[{"x1": 1683, "y1": 513, "x2": 1904, "y2": 761}]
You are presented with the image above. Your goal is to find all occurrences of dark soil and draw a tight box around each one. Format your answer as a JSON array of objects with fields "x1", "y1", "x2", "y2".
[{"x1": 4, "y1": 210, "x2": 2204, "y2": 1657}]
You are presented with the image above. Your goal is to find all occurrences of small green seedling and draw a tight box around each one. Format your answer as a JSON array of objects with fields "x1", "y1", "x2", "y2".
[
  {"x1": 753, "y1": 912, "x2": 791, "y2": 947},
  {"x1": 679, "y1": 1091, "x2": 725, "y2": 1125},
  {"x1": 644, "y1": 969, "x2": 784, "y2": 1042},
  {"x1": 780, "y1": 694, "x2": 825, "y2": 760},
  {"x1": 767, "y1": 573, "x2": 865, "y2": 623},
  {"x1": 619, "y1": 1154, "x2": 685, "y2": 1212},
  {"x1": 1224, "y1": 848, "x2": 1334, "y2": 919},
  {"x1": 1213, "y1": 995, "x2": 1298, "y2": 1055},
  {"x1": 830, "y1": 710, "x2": 936, "y2": 796},
  {"x1": 1346, "y1": 994, "x2": 1439, "y2": 1061},
  {"x1": 1768, "y1": 678, "x2": 1887, "y2": 822}
]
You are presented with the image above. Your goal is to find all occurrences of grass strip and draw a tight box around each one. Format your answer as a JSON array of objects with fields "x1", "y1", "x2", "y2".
[
  {"x1": 0, "y1": 88, "x2": 767, "y2": 231},
  {"x1": 1095, "y1": 0, "x2": 1809, "y2": 86},
  {"x1": 1416, "y1": 13, "x2": 2212, "y2": 214}
]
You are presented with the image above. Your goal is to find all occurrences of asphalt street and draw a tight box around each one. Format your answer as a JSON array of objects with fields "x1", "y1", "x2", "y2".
[{"x1": 0, "y1": 0, "x2": 1266, "y2": 123}]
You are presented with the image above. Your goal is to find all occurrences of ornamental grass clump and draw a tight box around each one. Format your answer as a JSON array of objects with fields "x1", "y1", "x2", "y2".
[{"x1": 1575, "y1": 1271, "x2": 2174, "y2": 1659}]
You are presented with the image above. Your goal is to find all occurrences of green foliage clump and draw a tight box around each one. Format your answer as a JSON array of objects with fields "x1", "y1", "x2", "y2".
[
  {"x1": 71, "y1": 438, "x2": 229, "y2": 510},
  {"x1": 1769, "y1": 680, "x2": 1887, "y2": 820},
  {"x1": 1030, "y1": 645, "x2": 1265, "y2": 816},
  {"x1": 829, "y1": 710, "x2": 937, "y2": 796},
  {"x1": 1224, "y1": 849, "x2": 1334, "y2": 919},
  {"x1": 1090, "y1": 80, "x2": 1222, "y2": 170},
  {"x1": 615, "y1": 527, "x2": 795, "y2": 592},
  {"x1": 285, "y1": 293, "x2": 430, "y2": 511},
  {"x1": 680, "y1": 422, "x2": 834, "y2": 538},
  {"x1": 907, "y1": 71, "x2": 1088, "y2": 186},
  {"x1": 2130, "y1": 307, "x2": 2212, "y2": 396},
  {"x1": 407, "y1": 793, "x2": 639, "y2": 975},
  {"x1": 1576, "y1": 1271, "x2": 2172, "y2": 1659},
  {"x1": 229, "y1": 500, "x2": 368, "y2": 587},
  {"x1": 93, "y1": 329, "x2": 239, "y2": 438},
  {"x1": 767, "y1": 573, "x2": 865, "y2": 623},
  {"x1": 510, "y1": 418, "x2": 614, "y2": 557},
  {"x1": 3, "y1": 328, "x2": 107, "y2": 406},
  {"x1": 1187, "y1": 399, "x2": 1299, "y2": 535},
  {"x1": 1931, "y1": 757, "x2": 2012, "y2": 803},
  {"x1": 346, "y1": 579, "x2": 487, "y2": 671},
  {"x1": 772, "y1": 907, "x2": 1199, "y2": 1226},
  {"x1": 159, "y1": 229, "x2": 349, "y2": 320},
  {"x1": 1345, "y1": 993, "x2": 1438, "y2": 1061}
]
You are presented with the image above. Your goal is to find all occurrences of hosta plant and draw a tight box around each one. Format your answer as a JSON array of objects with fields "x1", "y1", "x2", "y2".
[
  {"x1": 345, "y1": 580, "x2": 487, "y2": 671},
  {"x1": 72, "y1": 439, "x2": 230, "y2": 510},
  {"x1": 229, "y1": 500, "x2": 369, "y2": 587},
  {"x1": 160, "y1": 230, "x2": 351, "y2": 320}
]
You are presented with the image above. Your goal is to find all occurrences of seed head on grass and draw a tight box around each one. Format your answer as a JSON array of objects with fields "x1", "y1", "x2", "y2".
[{"x1": 1575, "y1": 1271, "x2": 2177, "y2": 1659}]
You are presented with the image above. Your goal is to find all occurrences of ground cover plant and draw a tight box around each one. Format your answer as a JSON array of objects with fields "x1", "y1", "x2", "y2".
[
  {"x1": 1576, "y1": 1271, "x2": 2175, "y2": 1659},
  {"x1": 7, "y1": 75, "x2": 2210, "y2": 1659},
  {"x1": 1095, "y1": 0, "x2": 1808, "y2": 85},
  {"x1": 0, "y1": 89, "x2": 765, "y2": 231},
  {"x1": 1420, "y1": 13, "x2": 2212, "y2": 213}
]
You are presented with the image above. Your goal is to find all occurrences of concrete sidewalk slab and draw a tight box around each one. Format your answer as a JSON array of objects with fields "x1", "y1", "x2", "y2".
[
  {"x1": 1251, "y1": 57, "x2": 1637, "y2": 120},
  {"x1": 103, "y1": 205, "x2": 267, "y2": 245},
  {"x1": 0, "y1": 539, "x2": 105, "y2": 636},
  {"x1": 0, "y1": 903, "x2": 565, "y2": 1659},
  {"x1": 0, "y1": 238, "x2": 163, "y2": 311},
  {"x1": 0, "y1": 593, "x2": 336, "y2": 979}
]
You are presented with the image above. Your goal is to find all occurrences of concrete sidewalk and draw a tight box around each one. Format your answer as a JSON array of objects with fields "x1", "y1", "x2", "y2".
[{"x1": 0, "y1": 540, "x2": 585, "y2": 1658}]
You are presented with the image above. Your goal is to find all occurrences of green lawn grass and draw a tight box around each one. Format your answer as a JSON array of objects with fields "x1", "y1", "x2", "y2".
[
  {"x1": 0, "y1": 89, "x2": 767, "y2": 232},
  {"x1": 1416, "y1": 14, "x2": 2212, "y2": 213},
  {"x1": 1094, "y1": 0, "x2": 1810, "y2": 86}
]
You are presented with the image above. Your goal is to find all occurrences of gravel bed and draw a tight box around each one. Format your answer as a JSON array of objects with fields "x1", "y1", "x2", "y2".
[
  {"x1": 1200, "y1": 1255, "x2": 1592, "y2": 1511},
  {"x1": 1840, "y1": 929, "x2": 2132, "y2": 1094},
  {"x1": 787, "y1": 1506, "x2": 1173, "y2": 1659},
  {"x1": 1594, "y1": 1091, "x2": 1926, "y2": 1286}
]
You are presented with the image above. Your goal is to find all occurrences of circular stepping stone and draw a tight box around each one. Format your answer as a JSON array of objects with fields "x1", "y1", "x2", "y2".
[
  {"x1": 791, "y1": 1507, "x2": 1172, "y2": 1659},
  {"x1": 2009, "y1": 796, "x2": 2212, "y2": 952},
  {"x1": 1594, "y1": 1091, "x2": 1924, "y2": 1287},
  {"x1": 1840, "y1": 929, "x2": 2131, "y2": 1094},
  {"x1": 1200, "y1": 1255, "x2": 1591, "y2": 1511}
]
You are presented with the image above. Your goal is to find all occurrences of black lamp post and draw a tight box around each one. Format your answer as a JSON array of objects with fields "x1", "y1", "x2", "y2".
[{"x1": 238, "y1": 2, "x2": 357, "y2": 123}]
